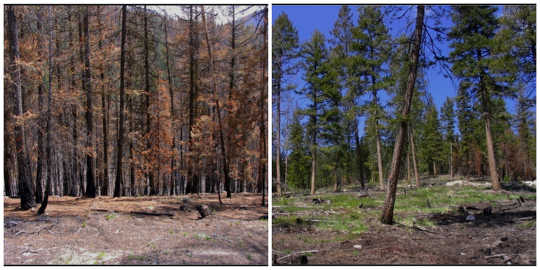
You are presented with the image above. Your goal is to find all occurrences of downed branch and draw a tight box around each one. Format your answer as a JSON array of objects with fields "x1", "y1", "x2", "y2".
[
  {"x1": 276, "y1": 249, "x2": 319, "y2": 264},
  {"x1": 130, "y1": 211, "x2": 174, "y2": 217}
]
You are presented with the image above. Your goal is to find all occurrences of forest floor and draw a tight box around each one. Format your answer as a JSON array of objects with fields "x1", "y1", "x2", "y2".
[
  {"x1": 273, "y1": 175, "x2": 536, "y2": 265},
  {"x1": 4, "y1": 193, "x2": 267, "y2": 265}
]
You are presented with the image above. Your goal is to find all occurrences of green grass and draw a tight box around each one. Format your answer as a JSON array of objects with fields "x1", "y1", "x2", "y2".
[
  {"x1": 105, "y1": 213, "x2": 116, "y2": 221},
  {"x1": 96, "y1": 252, "x2": 105, "y2": 260},
  {"x1": 274, "y1": 184, "x2": 535, "y2": 234},
  {"x1": 81, "y1": 221, "x2": 87, "y2": 228},
  {"x1": 273, "y1": 215, "x2": 300, "y2": 227},
  {"x1": 314, "y1": 213, "x2": 368, "y2": 234},
  {"x1": 127, "y1": 254, "x2": 146, "y2": 261},
  {"x1": 520, "y1": 220, "x2": 536, "y2": 229},
  {"x1": 319, "y1": 194, "x2": 378, "y2": 209}
]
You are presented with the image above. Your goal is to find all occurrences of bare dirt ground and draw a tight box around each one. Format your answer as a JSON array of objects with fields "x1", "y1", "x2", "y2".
[
  {"x1": 5, "y1": 193, "x2": 267, "y2": 265},
  {"x1": 273, "y1": 177, "x2": 536, "y2": 265}
]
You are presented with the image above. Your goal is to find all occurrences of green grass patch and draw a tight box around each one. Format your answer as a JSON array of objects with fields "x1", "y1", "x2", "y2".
[
  {"x1": 520, "y1": 220, "x2": 536, "y2": 229},
  {"x1": 105, "y1": 213, "x2": 116, "y2": 221},
  {"x1": 319, "y1": 194, "x2": 378, "y2": 209},
  {"x1": 314, "y1": 213, "x2": 367, "y2": 234},
  {"x1": 96, "y1": 252, "x2": 105, "y2": 260},
  {"x1": 127, "y1": 254, "x2": 146, "y2": 261},
  {"x1": 273, "y1": 215, "x2": 300, "y2": 227}
]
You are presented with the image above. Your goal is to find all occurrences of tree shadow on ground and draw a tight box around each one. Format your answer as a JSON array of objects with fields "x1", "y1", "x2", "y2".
[
  {"x1": 428, "y1": 210, "x2": 535, "y2": 227},
  {"x1": 502, "y1": 182, "x2": 536, "y2": 192}
]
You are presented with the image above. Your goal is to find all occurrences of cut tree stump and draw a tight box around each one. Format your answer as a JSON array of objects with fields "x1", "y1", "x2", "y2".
[{"x1": 196, "y1": 204, "x2": 211, "y2": 219}]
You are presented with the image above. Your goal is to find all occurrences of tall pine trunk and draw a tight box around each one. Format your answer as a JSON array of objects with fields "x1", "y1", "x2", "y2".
[
  {"x1": 201, "y1": 6, "x2": 230, "y2": 205},
  {"x1": 114, "y1": 5, "x2": 127, "y2": 198},
  {"x1": 485, "y1": 117, "x2": 501, "y2": 190},
  {"x1": 354, "y1": 121, "x2": 365, "y2": 189},
  {"x1": 35, "y1": 8, "x2": 45, "y2": 203},
  {"x1": 83, "y1": 6, "x2": 96, "y2": 198},
  {"x1": 38, "y1": 7, "x2": 54, "y2": 215},
  {"x1": 409, "y1": 128, "x2": 420, "y2": 187},
  {"x1": 8, "y1": 6, "x2": 35, "y2": 210},
  {"x1": 260, "y1": 7, "x2": 268, "y2": 206},
  {"x1": 380, "y1": 5, "x2": 424, "y2": 225}
]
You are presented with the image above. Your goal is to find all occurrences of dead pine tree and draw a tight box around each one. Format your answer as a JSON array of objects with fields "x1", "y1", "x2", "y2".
[
  {"x1": 114, "y1": 5, "x2": 127, "y2": 198},
  {"x1": 7, "y1": 5, "x2": 36, "y2": 210},
  {"x1": 201, "y1": 6, "x2": 229, "y2": 205},
  {"x1": 38, "y1": 6, "x2": 55, "y2": 215}
]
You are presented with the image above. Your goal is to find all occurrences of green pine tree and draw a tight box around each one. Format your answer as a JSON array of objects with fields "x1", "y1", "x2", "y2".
[
  {"x1": 448, "y1": 5, "x2": 509, "y2": 190},
  {"x1": 273, "y1": 12, "x2": 299, "y2": 196}
]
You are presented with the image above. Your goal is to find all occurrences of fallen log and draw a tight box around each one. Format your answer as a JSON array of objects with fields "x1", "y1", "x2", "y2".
[{"x1": 130, "y1": 211, "x2": 174, "y2": 217}]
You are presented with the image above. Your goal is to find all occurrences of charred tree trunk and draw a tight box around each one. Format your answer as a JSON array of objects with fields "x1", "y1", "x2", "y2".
[
  {"x1": 260, "y1": 7, "x2": 267, "y2": 206},
  {"x1": 97, "y1": 6, "x2": 109, "y2": 196},
  {"x1": 8, "y1": 6, "x2": 35, "y2": 210},
  {"x1": 38, "y1": 7, "x2": 54, "y2": 215},
  {"x1": 201, "y1": 6, "x2": 230, "y2": 205},
  {"x1": 163, "y1": 15, "x2": 176, "y2": 197},
  {"x1": 114, "y1": 5, "x2": 127, "y2": 198},
  {"x1": 143, "y1": 5, "x2": 155, "y2": 196},
  {"x1": 83, "y1": 6, "x2": 96, "y2": 198},
  {"x1": 35, "y1": 8, "x2": 45, "y2": 203},
  {"x1": 380, "y1": 5, "x2": 424, "y2": 225},
  {"x1": 68, "y1": 7, "x2": 79, "y2": 196}
]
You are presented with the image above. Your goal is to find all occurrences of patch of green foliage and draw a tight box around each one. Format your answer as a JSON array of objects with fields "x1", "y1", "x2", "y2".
[
  {"x1": 520, "y1": 220, "x2": 535, "y2": 229},
  {"x1": 81, "y1": 221, "x2": 86, "y2": 228},
  {"x1": 105, "y1": 213, "x2": 116, "y2": 221},
  {"x1": 273, "y1": 215, "x2": 299, "y2": 227},
  {"x1": 319, "y1": 194, "x2": 378, "y2": 209},
  {"x1": 314, "y1": 213, "x2": 367, "y2": 234},
  {"x1": 127, "y1": 254, "x2": 146, "y2": 261},
  {"x1": 96, "y1": 252, "x2": 105, "y2": 261}
]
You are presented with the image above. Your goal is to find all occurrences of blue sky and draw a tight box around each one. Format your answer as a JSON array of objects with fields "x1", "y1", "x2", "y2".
[{"x1": 273, "y1": 5, "x2": 525, "y2": 139}]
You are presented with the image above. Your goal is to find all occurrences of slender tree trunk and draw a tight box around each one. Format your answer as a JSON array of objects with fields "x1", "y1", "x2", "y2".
[
  {"x1": 114, "y1": 5, "x2": 127, "y2": 198},
  {"x1": 38, "y1": 7, "x2": 54, "y2": 215},
  {"x1": 224, "y1": 5, "x2": 236, "y2": 198},
  {"x1": 201, "y1": 6, "x2": 230, "y2": 205},
  {"x1": 35, "y1": 9, "x2": 45, "y2": 204},
  {"x1": 260, "y1": 7, "x2": 267, "y2": 206},
  {"x1": 275, "y1": 83, "x2": 283, "y2": 197},
  {"x1": 375, "y1": 127, "x2": 384, "y2": 189},
  {"x1": 407, "y1": 146, "x2": 411, "y2": 184},
  {"x1": 96, "y1": 7, "x2": 109, "y2": 197},
  {"x1": 371, "y1": 79, "x2": 385, "y2": 190},
  {"x1": 67, "y1": 7, "x2": 79, "y2": 196},
  {"x1": 187, "y1": 5, "x2": 198, "y2": 195},
  {"x1": 142, "y1": 5, "x2": 154, "y2": 196},
  {"x1": 8, "y1": 6, "x2": 35, "y2": 210},
  {"x1": 449, "y1": 142, "x2": 453, "y2": 179},
  {"x1": 380, "y1": 5, "x2": 424, "y2": 225},
  {"x1": 410, "y1": 128, "x2": 420, "y2": 187},
  {"x1": 163, "y1": 15, "x2": 176, "y2": 197},
  {"x1": 354, "y1": 121, "x2": 365, "y2": 189},
  {"x1": 83, "y1": 6, "x2": 96, "y2": 198},
  {"x1": 310, "y1": 85, "x2": 318, "y2": 195},
  {"x1": 485, "y1": 117, "x2": 501, "y2": 190}
]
